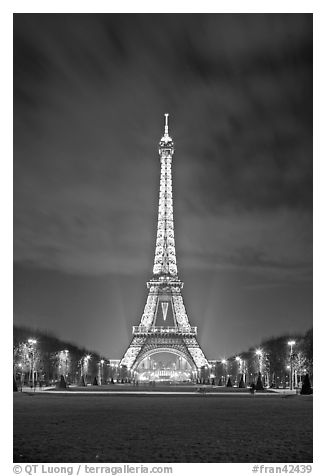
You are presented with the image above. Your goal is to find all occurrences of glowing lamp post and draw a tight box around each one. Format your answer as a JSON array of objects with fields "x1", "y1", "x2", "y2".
[
  {"x1": 84, "y1": 355, "x2": 91, "y2": 384},
  {"x1": 255, "y1": 349, "x2": 263, "y2": 385},
  {"x1": 286, "y1": 365, "x2": 290, "y2": 388},
  {"x1": 221, "y1": 359, "x2": 227, "y2": 384},
  {"x1": 64, "y1": 350, "x2": 69, "y2": 381},
  {"x1": 242, "y1": 359, "x2": 247, "y2": 385},
  {"x1": 28, "y1": 339, "x2": 37, "y2": 388},
  {"x1": 288, "y1": 341, "x2": 296, "y2": 390},
  {"x1": 100, "y1": 359, "x2": 105, "y2": 385},
  {"x1": 235, "y1": 356, "x2": 242, "y2": 385},
  {"x1": 110, "y1": 363, "x2": 114, "y2": 381},
  {"x1": 255, "y1": 349, "x2": 263, "y2": 373}
]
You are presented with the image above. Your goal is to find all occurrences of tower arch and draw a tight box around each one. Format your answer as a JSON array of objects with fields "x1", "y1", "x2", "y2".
[{"x1": 134, "y1": 347, "x2": 196, "y2": 372}]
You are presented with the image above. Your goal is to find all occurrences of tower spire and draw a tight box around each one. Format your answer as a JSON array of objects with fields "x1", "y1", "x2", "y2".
[
  {"x1": 159, "y1": 113, "x2": 174, "y2": 149},
  {"x1": 164, "y1": 113, "x2": 169, "y2": 136}
]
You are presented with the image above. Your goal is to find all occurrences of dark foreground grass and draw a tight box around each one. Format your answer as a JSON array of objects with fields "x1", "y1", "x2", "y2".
[{"x1": 13, "y1": 393, "x2": 312, "y2": 463}]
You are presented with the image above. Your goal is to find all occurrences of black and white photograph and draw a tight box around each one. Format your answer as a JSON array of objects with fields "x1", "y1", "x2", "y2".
[{"x1": 12, "y1": 10, "x2": 313, "y2": 468}]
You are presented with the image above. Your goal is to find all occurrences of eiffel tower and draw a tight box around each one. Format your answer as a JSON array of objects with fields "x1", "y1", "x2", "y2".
[{"x1": 120, "y1": 114, "x2": 208, "y2": 380}]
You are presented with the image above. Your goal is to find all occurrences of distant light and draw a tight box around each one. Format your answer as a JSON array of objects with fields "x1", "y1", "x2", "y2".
[
  {"x1": 235, "y1": 356, "x2": 240, "y2": 361},
  {"x1": 255, "y1": 349, "x2": 263, "y2": 356},
  {"x1": 28, "y1": 339, "x2": 37, "y2": 345},
  {"x1": 288, "y1": 340, "x2": 296, "y2": 346},
  {"x1": 221, "y1": 359, "x2": 227, "y2": 364},
  {"x1": 100, "y1": 359, "x2": 105, "y2": 364}
]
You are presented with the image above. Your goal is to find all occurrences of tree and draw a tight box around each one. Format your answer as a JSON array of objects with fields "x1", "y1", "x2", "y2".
[
  {"x1": 293, "y1": 351, "x2": 307, "y2": 385},
  {"x1": 301, "y1": 329, "x2": 313, "y2": 378},
  {"x1": 13, "y1": 340, "x2": 41, "y2": 385},
  {"x1": 226, "y1": 376, "x2": 233, "y2": 387}
]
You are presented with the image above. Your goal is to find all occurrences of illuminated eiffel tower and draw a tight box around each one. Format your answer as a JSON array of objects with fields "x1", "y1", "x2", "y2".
[{"x1": 120, "y1": 114, "x2": 208, "y2": 380}]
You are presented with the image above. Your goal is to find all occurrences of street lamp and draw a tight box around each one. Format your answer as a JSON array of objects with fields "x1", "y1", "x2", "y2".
[
  {"x1": 64, "y1": 350, "x2": 69, "y2": 381},
  {"x1": 242, "y1": 359, "x2": 247, "y2": 386},
  {"x1": 255, "y1": 349, "x2": 263, "y2": 384},
  {"x1": 100, "y1": 359, "x2": 105, "y2": 385},
  {"x1": 235, "y1": 356, "x2": 242, "y2": 385},
  {"x1": 221, "y1": 359, "x2": 227, "y2": 384},
  {"x1": 255, "y1": 349, "x2": 262, "y2": 366},
  {"x1": 287, "y1": 341, "x2": 296, "y2": 390},
  {"x1": 286, "y1": 365, "x2": 291, "y2": 388},
  {"x1": 28, "y1": 339, "x2": 37, "y2": 388},
  {"x1": 288, "y1": 340, "x2": 295, "y2": 354},
  {"x1": 84, "y1": 354, "x2": 91, "y2": 384}
]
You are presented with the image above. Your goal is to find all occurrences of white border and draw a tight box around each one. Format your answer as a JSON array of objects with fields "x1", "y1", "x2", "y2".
[{"x1": 4, "y1": 2, "x2": 323, "y2": 473}]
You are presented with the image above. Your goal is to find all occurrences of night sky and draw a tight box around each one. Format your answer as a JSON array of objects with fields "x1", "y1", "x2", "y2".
[{"x1": 13, "y1": 14, "x2": 312, "y2": 359}]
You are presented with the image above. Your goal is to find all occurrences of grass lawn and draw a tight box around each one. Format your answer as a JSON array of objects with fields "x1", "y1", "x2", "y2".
[{"x1": 13, "y1": 392, "x2": 312, "y2": 463}]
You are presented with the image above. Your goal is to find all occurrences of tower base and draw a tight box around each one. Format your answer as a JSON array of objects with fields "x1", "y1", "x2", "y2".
[{"x1": 121, "y1": 329, "x2": 209, "y2": 382}]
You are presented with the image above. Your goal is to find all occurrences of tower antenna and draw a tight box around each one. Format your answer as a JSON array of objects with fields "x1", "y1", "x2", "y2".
[{"x1": 164, "y1": 113, "x2": 169, "y2": 136}]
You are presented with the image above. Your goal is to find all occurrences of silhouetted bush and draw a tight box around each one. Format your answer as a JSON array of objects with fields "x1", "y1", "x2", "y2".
[
  {"x1": 300, "y1": 374, "x2": 313, "y2": 395},
  {"x1": 256, "y1": 372, "x2": 264, "y2": 391},
  {"x1": 58, "y1": 375, "x2": 67, "y2": 389},
  {"x1": 238, "y1": 375, "x2": 245, "y2": 388},
  {"x1": 226, "y1": 377, "x2": 233, "y2": 387}
]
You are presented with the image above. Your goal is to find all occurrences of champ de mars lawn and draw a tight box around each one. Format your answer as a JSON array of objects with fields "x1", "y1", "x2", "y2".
[{"x1": 13, "y1": 390, "x2": 312, "y2": 463}]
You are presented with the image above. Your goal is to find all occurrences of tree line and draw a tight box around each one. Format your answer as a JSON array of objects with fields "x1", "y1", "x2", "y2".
[
  {"x1": 210, "y1": 328, "x2": 312, "y2": 388},
  {"x1": 13, "y1": 324, "x2": 313, "y2": 389},
  {"x1": 13, "y1": 325, "x2": 115, "y2": 387}
]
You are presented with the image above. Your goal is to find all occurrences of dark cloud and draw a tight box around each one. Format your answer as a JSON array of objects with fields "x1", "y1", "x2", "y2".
[{"x1": 13, "y1": 14, "x2": 312, "y2": 356}]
